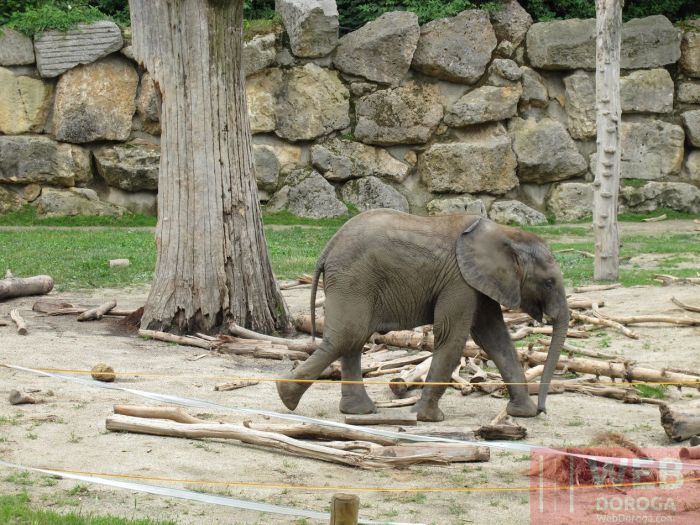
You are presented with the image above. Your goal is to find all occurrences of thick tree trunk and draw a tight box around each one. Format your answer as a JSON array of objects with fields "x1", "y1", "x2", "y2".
[
  {"x1": 593, "y1": 0, "x2": 622, "y2": 281},
  {"x1": 129, "y1": 0, "x2": 289, "y2": 334}
]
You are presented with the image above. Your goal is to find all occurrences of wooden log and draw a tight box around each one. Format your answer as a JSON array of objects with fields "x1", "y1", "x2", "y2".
[
  {"x1": 660, "y1": 404, "x2": 700, "y2": 442},
  {"x1": 10, "y1": 309, "x2": 27, "y2": 335},
  {"x1": 114, "y1": 405, "x2": 205, "y2": 424},
  {"x1": 642, "y1": 214, "x2": 667, "y2": 223},
  {"x1": 571, "y1": 309, "x2": 638, "y2": 339},
  {"x1": 679, "y1": 447, "x2": 700, "y2": 460},
  {"x1": 295, "y1": 314, "x2": 324, "y2": 336},
  {"x1": 330, "y1": 494, "x2": 359, "y2": 525},
  {"x1": 375, "y1": 396, "x2": 420, "y2": 408},
  {"x1": 139, "y1": 329, "x2": 212, "y2": 349},
  {"x1": 573, "y1": 283, "x2": 621, "y2": 293},
  {"x1": 0, "y1": 275, "x2": 54, "y2": 300},
  {"x1": 344, "y1": 411, "x2": 418, "y2": 427},
  {"x1": 389, "y1": 356, "x2": 432, "y2": 397},
  {"x1": 475, "y1": 423, "x2": 527, "y2": 441},
  {"x1": 228, "y1": 323, "x2": 317, "y2": 353},
  {"x1": 372, "y1": 443, "x2": 489, "y2": 463},
  {"x1": 510, "y1": 325, "x2": 590, "y2": 340},
  {"x1": 214, "y1": 380, "x2": 259, "y2": 391},
  {"x1": 109, "y1": 259, "x2": 130, "y2": 267},
  {"x1": 653, "y1": 274, "x2": 700, "y2": 286},
  {"x1": 567, "y1": 298, "x2": 605, "y2": 310},
  {"x1": 77, "y1": 300, "x2": 117, "y2": 321},
  {"x1": 597, "y1": 313, "x2": 700, "y2": 327},
  {"x1": 671, "y1": 297, "x2": 700, "y2": 314},
  {"x1": 215, "y1": 343, "x2": 309, "y2": 361},
  {"x1": 32, "y1": 300, "x2": 135, "y2": 317},
  {"x1": 243, "y1": 421, "x2": 399, "y2": 446}
]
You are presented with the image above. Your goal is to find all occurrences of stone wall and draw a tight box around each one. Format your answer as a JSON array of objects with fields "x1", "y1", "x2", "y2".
[{"x1": 1, "y1": 0, "x2": 700, "y2": 223}]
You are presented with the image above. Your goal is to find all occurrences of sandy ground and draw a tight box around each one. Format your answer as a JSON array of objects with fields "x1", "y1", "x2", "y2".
[{"x1": 1, "y1": 250, "x2": 700, "y2": 523}]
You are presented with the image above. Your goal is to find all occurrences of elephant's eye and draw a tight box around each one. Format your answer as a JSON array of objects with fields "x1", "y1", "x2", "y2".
[{"x1": 544, "y1": 278, "x2": 554, "y2": 288}]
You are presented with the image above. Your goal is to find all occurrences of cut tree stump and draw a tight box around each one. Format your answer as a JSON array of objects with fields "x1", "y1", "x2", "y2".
[
  {"x1": 77, "y1": 300, "x2": 117, "y2": 321},
  {"x1": 330, "y1": 494, "x2": 359, "y2": 525},
  {"x1": 659, "y1": 404, "x2": 700, "y2": 442},
  {"x1": 10, "y1": 309, "x2": 27, "y2": 335},
  {"x1": 0, "y1": 275, "x2": 54, "y2": 301}
]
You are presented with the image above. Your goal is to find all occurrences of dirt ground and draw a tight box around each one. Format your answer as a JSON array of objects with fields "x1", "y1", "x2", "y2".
[{"x1": 1, "y1": 244, "x2": 700, "y2": 523}]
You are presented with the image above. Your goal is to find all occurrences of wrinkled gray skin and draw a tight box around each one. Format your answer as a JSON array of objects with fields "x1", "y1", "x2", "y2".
[{"x1": 277, "y1": 209, "x2": 569, "y2": 422}]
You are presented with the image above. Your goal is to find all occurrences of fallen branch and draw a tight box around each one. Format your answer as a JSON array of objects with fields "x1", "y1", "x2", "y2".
[
  {"x1": 573, "y1": 283, "x2": 621, "y2": 293},
  {"x1": 671, "y1": 297, "x2": 700, "y2": 314},
  {"x1": 214, "y1": 339, "x2": 309, "y2": 361},
  {"x1": 567, "y1": 298, "x2": 605, "y2": 310},
  {"x1": 389, "y1": 357, "x2": 432, "y2": 397},
  {"x1": 642, "y1": 214, "x2": 667, "y2": 222},
  {"x1": 0, "y1": 274, "x2": 54, "y2": 301},
  {"x1": 344, "y1": 411, "x2": 418, "y2": 427},
  {"x1": 138, "y1": 329, "x2": 212, "y2": 349},
  {"x1": 571, "y1": 310, "x2": 638, "y2": 339},
  {"x1": 659, "y1": 404, "x2": 700, "y2": 442},
  {"x1": 32, "y1": 301, "x2": 135, "y2": 317},
  {"x1": 214, "y1": 380, "x2": 260, "y2": 391},
  {"x1": 295, "y1": 314, "x2": 324, "y2": 335},
  {"x1": 77, "y1": 300, "x2": 117, "y2": 322},
  {"x1": 475, "y1": 408, "x2": 527, "y2": 440},
  {"x1": 10, "y1": 309, "x2": 27, "y2": 335},
  {"x1": 228, "y1": 323, "x2": 317, "y2": 353},
  {"x1": 114, "y1": 405, "x2": 205, "y2": 424},
  {"x1": 653, "y1": 274, "x2": 700, "y2": 286},
  {"x1": 375, "y1": 396, "x2": 420, "y2": 408},
  {"x1": 595, "y1": 313, "x2": 700, "y2": 327},
  {"x1": 556, "y1": 248, "x2": 595, "y2": 258},
  {"x1": 510, "y1": 325, "x2": 590, "y2": 340},
  {"x1": 243, "y1": 421, "x2": 399, "y2": 446}
]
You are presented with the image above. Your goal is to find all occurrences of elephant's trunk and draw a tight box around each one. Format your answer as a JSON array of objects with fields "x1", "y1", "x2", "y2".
[{"x1": 537, "y1": 306, "x2": 569, "y2": 414}]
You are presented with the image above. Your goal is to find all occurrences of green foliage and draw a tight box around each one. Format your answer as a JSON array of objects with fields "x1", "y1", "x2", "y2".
[
  {"x1": 338, "y1": 0, "x2": 482, "y2": 29},
  {"x1": 635, "y1": 383, "x2": 669, "y2": 399},
  {"x1": 521, "y1": 0, "x2": 699, "y2": 22},
  {"x1": 4, "y1": 1, "x2": 113, "y2": 35}
]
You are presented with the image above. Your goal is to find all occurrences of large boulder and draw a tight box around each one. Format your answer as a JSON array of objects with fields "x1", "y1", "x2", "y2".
[
  {"x1": 509, "y1": 118, "x2": 587, "y2": 183},
  {"x1": 527, "y1": 16, "x2": 681, "y2": 70},
  {"x1": 426, "y1": 194, "x2": 490, "y2": 216},
  {"x1": 678, "y1": 81, "x2": 700, "y2": 104},
  {"x1": 681, "y1": 110, "x2": 700, "y2": 148},
  {"x1": 34, "y1": 187, "x2": 126, "y2": 217},
  {"x1": 340, "y1": 176, "x2": 409, "y2": 212},
  {"x1": 333, "y1": 11, "x2": 419, "y2": 86},
  {"x1": 0, "y1": 28, "x2": 35, "y2": 66},
  {"x1": 564, "y1": 69, "x2": 674, "y2": 140},
  {"x1": 620, "y1": 182, "x2": 700, "y2": 213},
  {"x1": 253, "y1": 144, "x2": 281, "y2": 192},
  {"x1": 278, "y1": 170, "x2": 348, "y2": 218},
  {"x1": 489, "y1": 0, "x2": 532, "y2": 46},
  {"x1": 444, "y1": 84, "x2": 522, "y2": 127},
  {"x1": 590, "y1": 119, "x2": 684, "y2": 180},
  {"x1": 275, "y1": 64, "x2": 350, "y2": 141},
  {"x1": 546, "y1": 182, "x2": 593, "y2": 222},
  {"x1": 34, "y1": 21, "x2": 123, "y2": 78},
  {"x1": 0, "y1": 135, "x2": 91, "y2": 187},
  {"x1": 134, "y1": 72, "x2": 161, "y2": 135},
  {"x1": 52, "y1": 56, "x2": 138, "y2": 143},
  {"x1": 243, "y1": 34, "x2": 277, "y2": 77},
  {"x1": 0, "y1": 67, "x2": 53, "y2": 134},
  {"x1": 94, "y1": 139, "x2": 160, "y2": 192},
  {"x1": 681, "y1": 26, "x2": 700, "y2": 77},
  {"x1": 246, "y1": 68, "x2": 282, "y2": 134},
  {"x1": 311, "y1": 138, "x2": 409, "y2": 183},
  {"x1": 419, "y1": 125, "x2": 518, "y2": 194},
  {"x1": 0, "y1": 186, "x2": 24, "y2": 214},
  {"x1": 685, "y1": 151, "x2": 700, "y2": 183},
  {"x1": 354, "y1": 82, "x2": 443, "y2": 145},
  {"x1": 489, "y1": 200, "x2": 547, "y2": 226},
  {"x1": 412, "y1": 10, "x2": 497, "y2": 84},
  {"x1": 275, "y1": 0, "x2": 338, "y2": 58}
]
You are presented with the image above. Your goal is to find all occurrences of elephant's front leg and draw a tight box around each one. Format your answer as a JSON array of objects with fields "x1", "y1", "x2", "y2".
[
  {"x1": 340, "y1": 352, "x2": 376, "y2": 414},
  {"x1": 471, "y1": 295, "x2": 538, "y2": 417}
]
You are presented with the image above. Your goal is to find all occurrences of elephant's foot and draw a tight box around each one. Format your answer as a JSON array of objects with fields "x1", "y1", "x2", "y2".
[
  {"x1": 412, "y1": 399, "x2": 445, "y2": 422},
  {"x1": 277, "y1": 377, "x2": 312, "y2": 411},
  {"x1": 339, "y1": 392, "x2": 376, "y2": 415},
  {"x1": 506, "y1": 398, "x2": 538, "y2": 418}
]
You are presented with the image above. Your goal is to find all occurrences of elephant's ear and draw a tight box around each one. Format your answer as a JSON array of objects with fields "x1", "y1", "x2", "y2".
[{"x1": 455, "y1": 218, "x2": 521, "y2": 310}]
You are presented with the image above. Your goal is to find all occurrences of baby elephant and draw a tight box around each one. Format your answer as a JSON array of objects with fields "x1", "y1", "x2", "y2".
[{"x1": 277, "y1": 209, "x2": 569, "y2": 422}]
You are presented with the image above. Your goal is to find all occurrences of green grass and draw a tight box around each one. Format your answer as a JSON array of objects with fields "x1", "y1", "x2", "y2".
[
  {"x1": 0, "y1": 206, "x2": 156, "y2": 227},
  {"x1": 635, "y1": 384, "x2": 669, "y2": 399},
  {"x1": 0, "y1": 492, "x2": 176, "y2": 525}
]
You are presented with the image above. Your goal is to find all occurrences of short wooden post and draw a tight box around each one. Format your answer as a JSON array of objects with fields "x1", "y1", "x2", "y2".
[{"x1": 330, "y1": 493, "x2": 359, "y2": 525}]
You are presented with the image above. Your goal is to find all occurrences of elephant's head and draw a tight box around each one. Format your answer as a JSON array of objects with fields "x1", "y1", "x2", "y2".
[{"x1": 456, "y1": 217, "x2": 569, "y2": 414}]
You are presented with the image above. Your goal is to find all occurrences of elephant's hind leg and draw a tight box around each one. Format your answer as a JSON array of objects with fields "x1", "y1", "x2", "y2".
[
  {"x1": 277, "y1": 339, "x2": 341, "y2": 411},
  {"x1": 340, "y1": 347, "x2": 376, "y2": 415}
]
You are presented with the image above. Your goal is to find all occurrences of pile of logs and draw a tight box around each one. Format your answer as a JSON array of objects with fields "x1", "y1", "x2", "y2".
[{"x1": 106, "y1": 405, "x2": 490, "y2": 468}]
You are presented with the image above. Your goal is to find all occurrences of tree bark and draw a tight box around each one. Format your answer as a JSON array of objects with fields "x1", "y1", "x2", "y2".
[
  {"x1": 593, "y1": 0, "x2": 622, "y2": 281},
  {"x1": 129, "y1": 0, "x2": 289, "y2": 334}
]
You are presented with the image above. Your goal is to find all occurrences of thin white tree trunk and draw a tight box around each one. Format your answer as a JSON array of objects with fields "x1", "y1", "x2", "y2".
[
  {"x1": 129, "y1": 0, "x2": 289, "y2": 333},
  {"x1": 593, "y1": 0, "x2": 622, "y2": 281}
]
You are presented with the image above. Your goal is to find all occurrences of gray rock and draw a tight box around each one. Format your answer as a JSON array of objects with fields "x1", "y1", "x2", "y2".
[
  {"x1": 683, "y1": 151, "x2": 700, "y2": 183},
  {"x1": 52, "y1": 56, "x2": 138, "y2": 143},
  {"x1": 340, "y1": 176, "x2": 409, "y2": 212},
  {"x1": 419, "y1": 124, "x2": 518, "y2": 194},
  {"x1": 509, "y1": 117, "x2": 587, "y2": 183},
  {"x1": 495, "y1": 40, "x2": 516, "y2": 58},
  {"x1": 546, "y1": 182, "x2": 593, "y2": 222},
  {"x1": 253, "y1": 144, "x2": 281, "y2": 191},
  {"x1": 266, "y1": 185, "x2": 290, "y2": 212},
  {"x1": 412, "y1": 10, "x2": 497, "y2": 84},
  {"x1": 135, "y1": 72, "x2": 161, "y2": 135},
  {"x1": 275, "y1": 64, "x2": 350, "y2": 141},
  {"x1": 678, "y1": 81, "x2": 700, "y2": 104},
  {"x1": 349, "y1": 82, "x2": 377, "y2": 97},
  {"x1": 620, "y1": 182, "x2": 700, "y2": 213},
  {"x1": 283, "y1": 169, "x2": 348, "y2": 218},
  {"x1": 682, "y1": 110, "x2": 700, "y2": 147},
  {"x1": 444, "y1": 84, "x2": 522, "y2": 127},
  {"x1": 0, "y1": 185, "x2": 24, "y2": 214},
  {"x1": 0, "y1": 67, "x2": 53, "y2": 134},
  {"x1": 354, "y1": 82, "x2": 443, "y2": 145},
  {"x1": 243, "y1": 34, "x2": 277, "y2": 76},
  {"x1": 520, "y1": 66, "x2": 548, "y2": 107},
  {"x1": 275, "y1": 0, "x2": 338, "y2": 58},
  {"x1": 98, "y1": 186, "x2": 157, "y2": 215},
  {"x1": 681, "y1": 28, "x2": 700, "y2": 77},
  {"x1": 486, "y1": 58, "x2": 522, "y2": 86},
  {"x1": 562, "y1": 70, "x2": 596, "y2": 140},
  {"x1": 246, "y1": 68, "x2": 282, "y2": 134},
  {"x1": 275, "y1": 48, "x2": 295, "y2": 67},
  {"x1": 311, "y1": 138, "x2": 409, "y2": 183},
  {"x1": 34, "y1": 21, "x2": 123, "y2": 78},
  {"x1": 489, "y1": 0, "x2": 532, "y2": 47},
  {"x1": 334, "y1": 11, "x2": 419, "y2": 86},
  {"x1": 426, "y1": 195, "x2": 488, "y2": 216},
  {"x1": 0, "y1": 135, "x2": 91, "y2": 187},
  {"x1": 34, "y1": 187, "x2": 126, "y2": 217},
  {"x1": 0, "y1": 28, "x2": 35, "y2": 66},
  {"x1": 527, "y1": 16, "x2": 680, "y2": 70},
  {"x1": 94, "y1": 139, "x2": 160, "y2": 192},
  {"x1": 489, "y1": 200, "x2": 547, "y2": 225},
  {"x1": 590, "y1": 119, "x2": 684, "y2": 180}
]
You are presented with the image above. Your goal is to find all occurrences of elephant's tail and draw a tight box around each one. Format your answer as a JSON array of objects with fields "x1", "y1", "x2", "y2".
[{"x1": 310, "y1": 255, "x2": 325, "y2": 342}]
